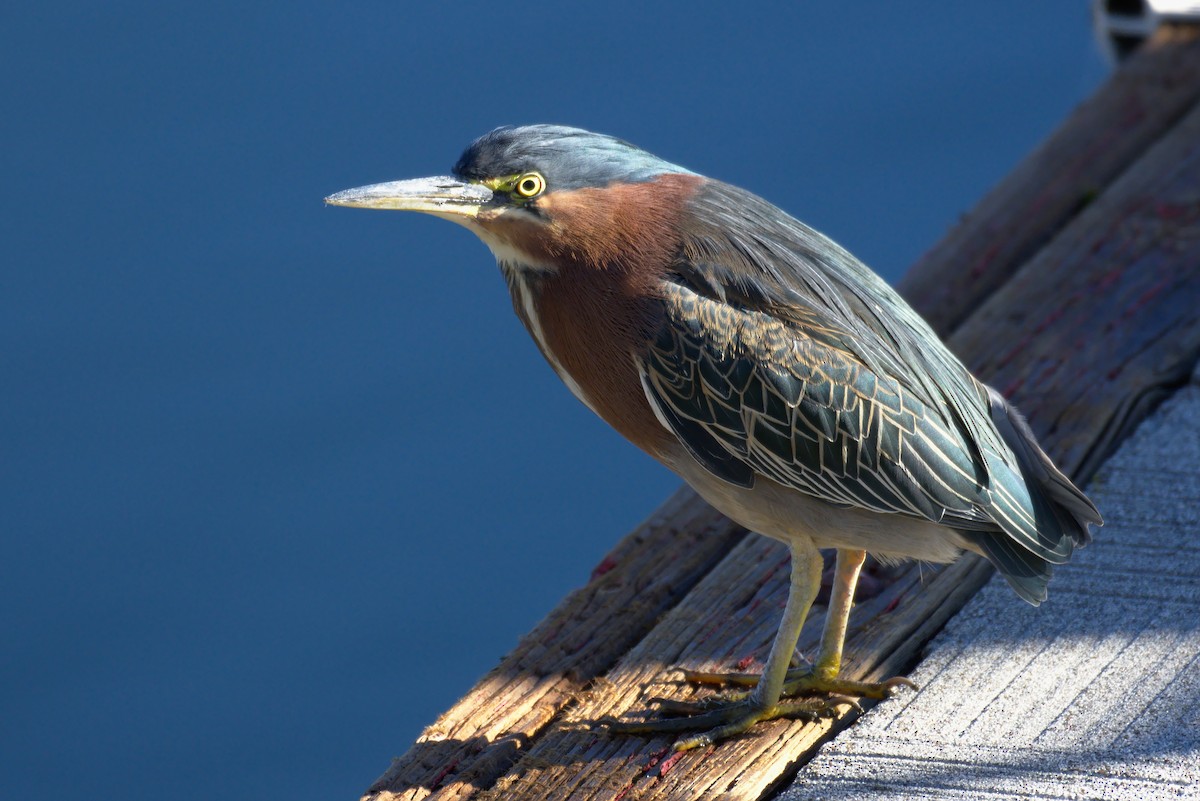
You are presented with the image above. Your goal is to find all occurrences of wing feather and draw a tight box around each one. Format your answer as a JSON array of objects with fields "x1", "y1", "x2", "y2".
[{"x1": 640, "y1": 281, "x2": 995, "y2": 531}]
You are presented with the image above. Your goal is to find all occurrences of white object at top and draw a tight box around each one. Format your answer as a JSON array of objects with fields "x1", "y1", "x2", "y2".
[{"x1": 1092, "y1": 0, "x2": 1200, "y2": 62}]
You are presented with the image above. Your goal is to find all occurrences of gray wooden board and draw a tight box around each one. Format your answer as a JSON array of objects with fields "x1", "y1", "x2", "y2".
[{"x1": 784, "y1": 367, "x2": 1200, "y2": 801}]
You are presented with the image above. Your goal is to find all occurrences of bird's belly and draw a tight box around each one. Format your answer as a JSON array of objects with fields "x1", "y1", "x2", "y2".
[{"x1": 667, "y1": 451, "x2": 970, "y2": 564}]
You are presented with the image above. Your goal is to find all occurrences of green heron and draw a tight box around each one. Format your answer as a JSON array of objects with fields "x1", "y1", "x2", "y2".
[{"x1": 326, "y1": 125, "x2": 1101, "y2": 751}]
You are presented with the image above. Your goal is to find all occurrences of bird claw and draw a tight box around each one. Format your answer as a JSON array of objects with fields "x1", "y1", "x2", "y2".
[
  {"x1": 606, "y1": 695, "x2": 846, "y2": 752},
  {"x1": 605, "y1": 666, "x2": 916, "y2": 750},
  {"x1": 677, "y1": 667, "x2": 761, "y2": 687},
  {"x1": 881, "y1": 676, "x2": 919, "y2": 693},
  {"x1": 647, "y1": 692, "x2": 750, "y2": 715},
  {"x1": 682, "y1": 664, "x2": 917, "y2": 700},
  {"x1": 779, "y1": 671, "x2": 917, "y2": 700}
]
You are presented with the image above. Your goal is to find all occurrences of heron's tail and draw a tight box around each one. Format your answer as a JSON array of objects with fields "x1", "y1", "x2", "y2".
[{"x1": 961, "y1": 386, "x2": 1102, "y2": 605}]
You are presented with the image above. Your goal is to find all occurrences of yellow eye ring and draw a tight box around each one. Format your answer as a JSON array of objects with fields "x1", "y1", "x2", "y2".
[{"x1": 514, "y1": 172, "x2": 545, "y2": 198}]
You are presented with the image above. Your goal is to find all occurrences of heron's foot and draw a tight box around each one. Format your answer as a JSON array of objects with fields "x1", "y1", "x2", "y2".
[
  {"x1": 681, "y1": 666, "x2": 917, "y2": 700},
  {"x1": 603, "y1": 667, "x2": 916, "y2": 751},
  {"x1": 606, "y1": 694, "x2": 847, "y2": 752},
  {"x1": 782, "y1": 668, "x2": 917, "y2": 699}
]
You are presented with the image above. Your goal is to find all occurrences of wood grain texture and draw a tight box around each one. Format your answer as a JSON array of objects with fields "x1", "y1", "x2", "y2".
[
  {"x1": 899, "y1": 23, "x2": 1200, "y2": 336},
  {"x1": 365, "y1": 488, "x2": 745, "y2": 801},
  {"x1": 951, "y1": 95, "x2": 1200, "y2": 479},
  {"x1": 364, "y1": 42, "x2": 1200, "y2": 801}
]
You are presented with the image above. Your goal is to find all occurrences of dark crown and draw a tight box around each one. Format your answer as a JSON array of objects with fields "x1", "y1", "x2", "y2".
[{"x1": 453, "y1": 125, "x2": 691, "y2": 192}]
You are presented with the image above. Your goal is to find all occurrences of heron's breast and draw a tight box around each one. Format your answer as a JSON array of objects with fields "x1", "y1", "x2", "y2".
[{"x1": 506, "y1": 266, "x2": 678, "y2": 462}]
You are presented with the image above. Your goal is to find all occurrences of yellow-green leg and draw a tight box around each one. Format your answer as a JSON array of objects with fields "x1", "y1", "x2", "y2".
[
  {"x1": 785, "y1": 548, "x2": 914, "y2": 697},
  {"x1": 609, "y1": 547, "x2": 915, "y2": 750},
  {"x1": 610, "y1": 537, "x2": 828, "y2": 750},
  {"x1": 751, "y1": 538, "x2": 824, "y2": 706},
  {"x1": 816, "y1": 548, "x2": 866, "y2": 675}
]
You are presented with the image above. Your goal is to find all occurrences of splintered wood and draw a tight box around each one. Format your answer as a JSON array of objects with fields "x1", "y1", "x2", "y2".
[{"x1": 364, "y1": 27, "x2": 1200, "y2": 801}]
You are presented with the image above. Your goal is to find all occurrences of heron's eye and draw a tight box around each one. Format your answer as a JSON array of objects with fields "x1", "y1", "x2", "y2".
[{"x1": 514, "y1": 172, "x2": 545, "y2": 199}]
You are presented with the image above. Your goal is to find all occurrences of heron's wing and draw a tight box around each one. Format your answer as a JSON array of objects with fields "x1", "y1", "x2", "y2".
[
  {"x1": 639, "y1": 279, "x2": 1029, "y2": 533},
  {"x1": 680, "y1": 181, "x2": 1008, "y2": 480}
]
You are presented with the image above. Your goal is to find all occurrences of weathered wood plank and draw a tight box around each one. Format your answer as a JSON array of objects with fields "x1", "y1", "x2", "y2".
[
  {"x1": 952, "y1": 91, "x2": 1200, "y2": 479},
  {"x1": 899, "y1": 23, "x2": 1200, "y2": 336},
  {"x1": 364, "y1": 488, "x2": 746, "y2": 801},
  {"x1": 364, "y1": 43, "x2": 1200, "y2": 801}
]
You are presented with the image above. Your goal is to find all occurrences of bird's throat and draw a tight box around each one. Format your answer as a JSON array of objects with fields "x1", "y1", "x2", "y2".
[{"x1": 502, "y1": 266, "x2": 604, "y2": 417}]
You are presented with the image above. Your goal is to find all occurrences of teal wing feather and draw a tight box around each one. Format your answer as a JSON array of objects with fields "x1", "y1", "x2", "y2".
[{"x1": 641, "y1": 280, "x2": 1000, "y2": 530}]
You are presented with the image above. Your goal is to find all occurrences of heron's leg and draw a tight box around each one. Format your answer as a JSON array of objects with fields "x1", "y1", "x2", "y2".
[
  {"x1": 678, "y1": 548, "x2": 853, "y2": 689},
  {"x1": 608, "y1": 538, "x2": 830, "y2": 750},
  {"x1": 673, "y1": 549, "x2": 915, "y2": 699},
  {"x1": 747, "y1": 537, "x2": 824, "y2": 710},
  {"x1": 772, "y1": 548, "x2": 912, "y2": 696},
  {"x1": 815, "y1": 548, "x2": 866, "y2": 675}
]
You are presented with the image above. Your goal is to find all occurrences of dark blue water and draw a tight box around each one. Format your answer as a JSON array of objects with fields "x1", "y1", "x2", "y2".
[{"x1": 1, "y1": 3, "x2": 1103, "y2": 799}]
